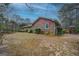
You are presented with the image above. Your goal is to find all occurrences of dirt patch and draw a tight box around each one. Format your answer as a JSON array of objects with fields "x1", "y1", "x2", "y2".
[{"x1": 1, "y1": 32, "x2": 79, "y2": 56}]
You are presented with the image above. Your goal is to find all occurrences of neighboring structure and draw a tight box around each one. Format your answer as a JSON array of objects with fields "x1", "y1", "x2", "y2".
[
  {"x1": 22, "y1": 17, "x2": 60, "y2": 35},
  {"x1": 21, "y1": 24, "x2": 32, "y2": 32}
]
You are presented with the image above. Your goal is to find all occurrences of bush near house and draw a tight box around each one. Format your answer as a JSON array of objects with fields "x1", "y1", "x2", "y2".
[
  {"x1": 29, "y1": 29, "x2": 33, "y2": 33},
  {"x1": 26, "y1": 29, "x2": 28, "y2": 32},
  {"x1": 35, "y1": 28, "x2": 41, "y2": 34},
  {"x1": 56, "y1": 27, "x2": 64, "y2": 35}
]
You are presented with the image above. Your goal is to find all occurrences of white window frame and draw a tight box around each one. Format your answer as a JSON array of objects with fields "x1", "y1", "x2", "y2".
[{"x1": 45, "y1": 23, "x2": 49, "y2": 29}]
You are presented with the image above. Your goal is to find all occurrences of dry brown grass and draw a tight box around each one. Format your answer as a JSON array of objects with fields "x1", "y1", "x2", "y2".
[{"x1": 2, "y1": 32, "x2": 79, "y2": 56}]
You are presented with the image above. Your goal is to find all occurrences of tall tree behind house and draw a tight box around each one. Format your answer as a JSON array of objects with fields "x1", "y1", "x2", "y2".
[{"x1": 59, "y1": 4, "x2": 79, "y2": 29}]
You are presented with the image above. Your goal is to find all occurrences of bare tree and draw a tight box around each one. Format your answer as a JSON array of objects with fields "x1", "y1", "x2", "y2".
[{"x1": 59, "y1": 4, "x2": 79, "y2": 29}]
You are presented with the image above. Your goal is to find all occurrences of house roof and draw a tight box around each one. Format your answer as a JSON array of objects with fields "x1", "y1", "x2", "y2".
[{"x1": 32, "y1": 17, "x2": 55, "y2": 26}]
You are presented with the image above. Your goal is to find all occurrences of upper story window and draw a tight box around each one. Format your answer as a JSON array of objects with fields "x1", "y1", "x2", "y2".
[{"x1": 45, "y1": 23, "x2": 49, "y2": 29}]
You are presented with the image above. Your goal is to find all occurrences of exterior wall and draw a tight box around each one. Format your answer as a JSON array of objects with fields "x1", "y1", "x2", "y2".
[{"x1": 32, "y1": 19, "x2": 56, "y2": 35}]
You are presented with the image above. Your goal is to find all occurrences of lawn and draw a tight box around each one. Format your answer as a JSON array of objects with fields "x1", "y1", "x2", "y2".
[{"x1": 2, "y1": 32, "x2": 79, "y2": 56}]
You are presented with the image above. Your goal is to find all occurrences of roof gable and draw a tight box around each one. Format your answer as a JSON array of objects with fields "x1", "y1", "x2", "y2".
[{"x1": 32, "y1": 17, "x2": 55, "y2": 26}]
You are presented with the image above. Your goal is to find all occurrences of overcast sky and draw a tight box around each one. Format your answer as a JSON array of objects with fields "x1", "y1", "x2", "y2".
[{"x1": 8, "y1": 3, "x2": 63, "y2": 22}]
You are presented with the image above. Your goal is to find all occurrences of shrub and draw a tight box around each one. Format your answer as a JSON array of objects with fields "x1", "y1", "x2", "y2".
[
  {"x1": 74, "y1": 28, "x2": 79, "y2": 34},
  {"x1": 62, "y1": 29, "x2": 66, "y2": 34},
  {"x1": 26, "y1": 29, "x2": 28, "y2": 32},
  {"x1": 29, "y1": 30, "x2": 33, "y2": 33},
  {"x1": 35, "y1": 28, "x2": 41, "y2": 34},
  {"x1": 56, "y1": 27, "x2": 64, "y2": 35}
]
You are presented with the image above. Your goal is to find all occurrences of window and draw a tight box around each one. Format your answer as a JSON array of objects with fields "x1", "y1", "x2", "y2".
[{"x1": 45, "y1": 23, "x2": 49, "y2": 29}]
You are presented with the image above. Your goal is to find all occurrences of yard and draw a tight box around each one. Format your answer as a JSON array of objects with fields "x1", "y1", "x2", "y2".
[{"x1": 0, "y1": 32, "x2": 79, "y2": 56}]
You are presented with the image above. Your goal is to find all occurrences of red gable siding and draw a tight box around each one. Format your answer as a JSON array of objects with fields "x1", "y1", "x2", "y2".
[{"x1": 32, "y1": 17, "x2": 55, "y2": 27}]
